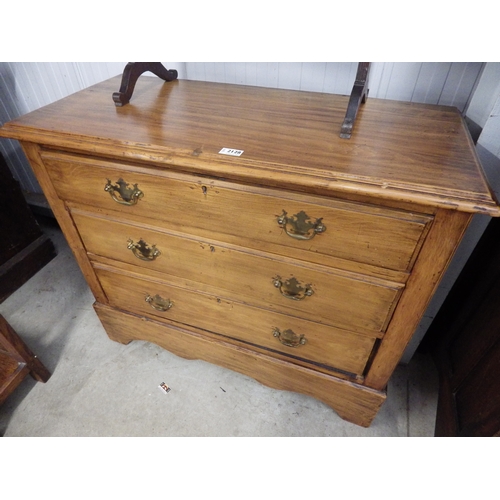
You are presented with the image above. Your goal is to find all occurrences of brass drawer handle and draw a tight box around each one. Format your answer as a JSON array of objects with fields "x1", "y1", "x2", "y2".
[
  {"x1": 273, "y1": 327, "x2": 307, "y2": 348},
  {"x1": 145, "y1": 294, "x2": 173, "y2": 312},
  {"x1": 127, "y1": 238, "x2": 161, "y2": 261},
  {"x1": 273, "y1": 276, "x2": 314, "y2": 300},
  {"x1": 277, "y1": 210, "x2": 326, "y2": 240},
  {"x1": 104, "y1": 178, "x2": 144, "y2": 205}
]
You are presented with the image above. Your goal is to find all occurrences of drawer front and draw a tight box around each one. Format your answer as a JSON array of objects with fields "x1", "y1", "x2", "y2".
[
  {"x1": 95, "y1": 264, "x2": 377, "y2": 376},
  {"x1": 72, "y1": 210, "x2": 403, "y2": 334},
  {"x1": 42, "y1": 152, "x2": 432, "y2": 272}
]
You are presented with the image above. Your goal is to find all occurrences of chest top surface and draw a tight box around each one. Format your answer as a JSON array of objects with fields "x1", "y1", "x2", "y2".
[{"x1": 1, "y1": 75, "x2": 499, "y2": 215}]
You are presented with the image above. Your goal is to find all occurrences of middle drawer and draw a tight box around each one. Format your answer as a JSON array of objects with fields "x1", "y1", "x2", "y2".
[{"x1": 72, "y1": 209, "x2": 403, "y2": 334}]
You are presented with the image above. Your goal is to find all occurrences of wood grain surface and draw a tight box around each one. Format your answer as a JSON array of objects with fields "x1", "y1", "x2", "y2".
[
  {"x1": 1, "y1": 75, "x2": 498, "y2": 427},
  {"x1": 1, "y1": 77, "x2": 498, "y2": 215}
]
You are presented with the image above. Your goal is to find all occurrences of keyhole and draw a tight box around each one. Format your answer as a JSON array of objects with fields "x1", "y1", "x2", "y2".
[{"x1": 202, "y1": 185, "x2": 207, "y2": 196}]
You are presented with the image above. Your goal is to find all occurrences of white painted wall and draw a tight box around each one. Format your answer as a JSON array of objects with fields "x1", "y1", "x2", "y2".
[
  {"x1": 467, "y1": 62, "x2": 500, "y2": 130},
  {"x1": 478, "y1": 92, "x2": 500, "y2": 158},
  {"x1": 185, "y1": 62, "x2": 483, "y2": 110}
]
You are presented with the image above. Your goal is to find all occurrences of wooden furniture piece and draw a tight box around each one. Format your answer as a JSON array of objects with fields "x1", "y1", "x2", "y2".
[
  {"x1": 0, "y1": 152, "x2": 56, "y2": 302},
  {"x1": 0, "y1": 315, "x2": 50, "y2": 405},
  {"x1": 1, "y1": 75, "x2": 498, "y2": 427},
  {"x1": 428, "y1": 147, "x2": 500, "y2": 436}
]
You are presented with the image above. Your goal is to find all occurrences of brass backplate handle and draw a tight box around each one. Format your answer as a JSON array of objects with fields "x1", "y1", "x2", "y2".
[
  {"x1": 273, "y1": 327, "x2": 307, "y2": 348},
  {"x1": 127, "y1": 238, "x2": 161, "y2": 261},
  {"x1": 277, "y1": 210, "x2": 326, "y2": 240},
  {"x1": 273, "y1": 276, "x2": 314, "y2": 300},
  {"x1": 105, "y1": 178, "x2": 144, "y2": 205},
  {"x1": 145, "y1": 294, "x2": 173, "y2": 312}
]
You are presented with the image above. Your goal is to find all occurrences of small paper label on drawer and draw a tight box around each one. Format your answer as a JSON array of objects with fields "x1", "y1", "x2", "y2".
[{"x1": 219, "y1": 148, "x2": 244, "y2": 156}]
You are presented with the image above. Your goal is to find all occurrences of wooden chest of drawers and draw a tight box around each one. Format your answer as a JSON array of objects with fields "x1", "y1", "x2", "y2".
[{"x1": 1, "y1": 75, "x2": 498, "y2": 427}]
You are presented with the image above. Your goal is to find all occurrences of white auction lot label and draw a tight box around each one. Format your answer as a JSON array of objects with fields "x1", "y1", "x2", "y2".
[{"x1": 219, "y1": 148, "x2": 244, "y2": 156}]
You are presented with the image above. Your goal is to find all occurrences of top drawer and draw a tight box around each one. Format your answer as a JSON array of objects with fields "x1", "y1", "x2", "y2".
[{"x1": 42, "y1": 151, "x2": 433, "y2": 272}]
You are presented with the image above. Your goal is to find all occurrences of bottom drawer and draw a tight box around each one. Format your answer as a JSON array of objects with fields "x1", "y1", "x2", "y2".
[
  {"x1": 94, "y1": 303, "x2": 387, "y2": 427},
  {"x1": 95, "y1": 263, "x2": 377, "y2": 377}
]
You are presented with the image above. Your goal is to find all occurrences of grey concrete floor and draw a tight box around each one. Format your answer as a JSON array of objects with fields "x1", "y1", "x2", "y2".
[{"x1": 0, "y1": 218, "x2": 439, "y2": 436}]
